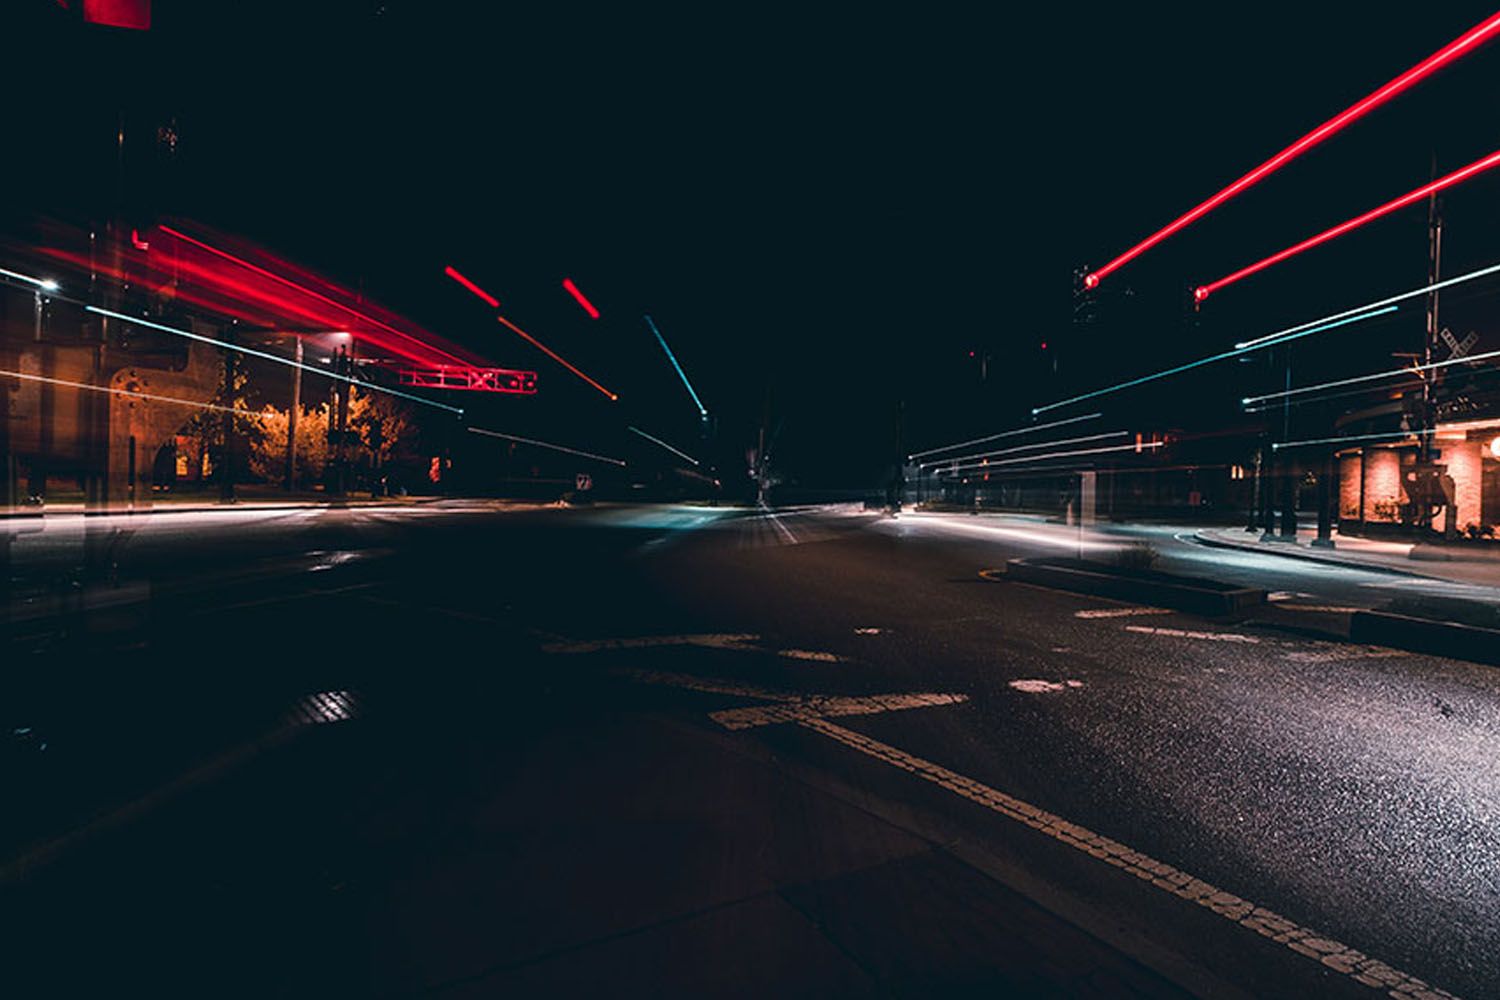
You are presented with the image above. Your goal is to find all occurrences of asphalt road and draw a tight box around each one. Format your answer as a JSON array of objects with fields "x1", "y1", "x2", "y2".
[{"x1": 3, "y1": 502, "x2": 1497, "y2": 998}]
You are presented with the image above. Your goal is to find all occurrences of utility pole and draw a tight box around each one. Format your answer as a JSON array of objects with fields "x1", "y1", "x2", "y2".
[
  {"x1": 220, "y1": 327, "x2": 238, "y2": 503},
  {"x1": 1418, "y1": 155, "x2": 1444, "y2": 533},
  {"x1": 284, "y1": 336, "x2": 302, "y2": 490}
]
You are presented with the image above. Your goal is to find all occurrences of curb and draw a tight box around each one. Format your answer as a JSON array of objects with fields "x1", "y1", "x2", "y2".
[
  {"x1": 1191, "y1": 530, "x2": 1433, "y2": 579},
  {"x1": 1349, "y1": 611, "x2": 1500, "y2": 667},
  {"x1": 1003, "y1": 557, "x2": 1266, "y2": 617}
]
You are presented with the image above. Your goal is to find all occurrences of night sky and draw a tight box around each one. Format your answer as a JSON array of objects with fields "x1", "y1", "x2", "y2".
[{"x1": 10, "y1": 2, "x2": 1500, "y2": 487}]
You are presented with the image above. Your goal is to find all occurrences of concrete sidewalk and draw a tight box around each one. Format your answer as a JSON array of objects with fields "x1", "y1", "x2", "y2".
[{"x1": 1196, "y1": 526, "x2": 1500, "y2": 588}]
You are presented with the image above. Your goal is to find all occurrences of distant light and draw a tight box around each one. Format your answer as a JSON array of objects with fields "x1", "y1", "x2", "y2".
[
  {"x1": 562, "y1": 278, "x2": 600, "y2": 319},
  {"x1": 1193, "y1": 286, "x2": 1210, "y2": 302},
  {"x1": 40, "y1": 279, "x2": 60, "y2": 292},
  {"x1": 1040, "y1": 341, "x2": 1048, "y2": 350},
  {"x1": 1082, "y1": 273, "x2": 1099, "y2": 290},
  {"x1": 1490, "y1": 435, "x2": 1500, "y2": 459},
  {"x1": 444, "y1": 264, "x2": 500, "y2": 309}
]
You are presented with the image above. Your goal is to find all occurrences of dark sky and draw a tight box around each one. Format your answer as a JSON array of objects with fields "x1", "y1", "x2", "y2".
[{"x1": 10, "y1": 2, "x2": 1500, "y2": 486}]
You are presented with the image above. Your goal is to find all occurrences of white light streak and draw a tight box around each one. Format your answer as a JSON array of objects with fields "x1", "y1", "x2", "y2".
[
  {"x1": 627, "y1": 425, "x2": 700, "y2": 465},
  {"x1": 938, "y1": 440, "x2": 1163, "y2": 473},
  {"x1": 919, "y1": 430, "x2": 1127, "y2": 469},
  {"x1": 1033, "y1": 307, "x2": 1397, "y2": 416},
  {"x1": 1244, "y1": 348, "x2": 1500, "y2": 406},
  {"x1": 1237, "y1": 258, "x2": 1500, "y2": 350},
  {"x1": 0, "y1": 266, "x2": 59, "y2": 291},
  {"x1": 908, "y1": 412, "x2": 1102, "y2": 460},
  {"x1": 1272, "y1": 428, "x2": 1436, "y2": 451},
  {"x1": 0, "y1": 367, "x2": 270, "y2": 419},
  {"x1": 85, "y1": 305, "x2": 464, "y2": 415},
  {"x1": 467, "y1": 426, "x2": 626, "y2": 466}
]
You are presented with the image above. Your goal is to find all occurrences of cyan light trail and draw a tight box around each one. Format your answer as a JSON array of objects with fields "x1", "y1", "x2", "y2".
[
  {"x1": 1032, "y1": 306, "x2": 1398, "y2": 416},
  {"x1": 644, "y1": 315, "x2": 707, "y2": 417}
]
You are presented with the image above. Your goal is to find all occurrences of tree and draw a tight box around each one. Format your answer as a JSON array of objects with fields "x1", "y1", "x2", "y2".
[{"x1": 247, "y1": 402, "x2": 329, "y2": 488}]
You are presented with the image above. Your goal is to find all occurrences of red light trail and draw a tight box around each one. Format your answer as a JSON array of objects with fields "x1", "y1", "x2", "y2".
[
  {"x1": 496, "y1": 313, "x2": 619, "y2": 401},
  {"x1": 444, "y1": 265, "x2": 500, "y2": 308},
  {"x1": 562, "y1": 277, "x2": 601, "y2": 319},
  {"x1": 1084, "y1": 11, "x2": 1500, "y2": 289},
  {"x1": 159, "y1": 225, "x2": 472, "y2": 366},
  {"x1": 1194, "y1": 147, "x2": 1500, "y2": 301}
]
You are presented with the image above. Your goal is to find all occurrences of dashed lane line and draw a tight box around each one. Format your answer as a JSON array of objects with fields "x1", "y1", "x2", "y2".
[
  {"x1": 1075, "y1": 607, "x2": 1172, "y2": 619},
  {"x1": 799, "y1": 717, "x2": 1460, "y2": 1000},
  {"x1": 1282, "y1": 647, "x2": 1410, "y2": 664},
  {"x1": 543, "y1": 634, "x2": 761, "y2": 655},
  {"x1": 1124, "y1": 625, "x2": 1260, "y2": 644},
  {"x1": 709, "y1": 692, "x2": 967, "y2": 730},
  {"x1": 778, "y1": 649, "x2": 848, "y2": 663}
]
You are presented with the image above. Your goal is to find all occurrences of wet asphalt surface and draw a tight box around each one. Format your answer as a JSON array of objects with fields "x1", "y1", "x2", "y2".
[{"x1": 2, "y1": 502, "x2": 1498, "y2": 997}]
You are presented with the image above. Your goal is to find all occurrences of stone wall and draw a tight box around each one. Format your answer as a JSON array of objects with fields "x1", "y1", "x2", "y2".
[
  {"x1": 1361, "y1": 449, "x2": 1402, "y2": 522},
  {"x1": 1338, "y1": 455, "x2": 1361, "y2": 519}
]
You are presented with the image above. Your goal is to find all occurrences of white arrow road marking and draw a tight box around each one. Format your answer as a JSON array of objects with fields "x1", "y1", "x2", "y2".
[{"x1": 1125, "y1": 626, "x2": 1259, "y2": 644}]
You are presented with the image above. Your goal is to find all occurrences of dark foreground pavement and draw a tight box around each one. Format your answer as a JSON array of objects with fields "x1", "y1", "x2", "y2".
[{"x1": 3, "y1": 502, "x2": 1495, "y2": 997}]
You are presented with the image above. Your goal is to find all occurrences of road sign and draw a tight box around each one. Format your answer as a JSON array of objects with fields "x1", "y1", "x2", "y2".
[{"x1": 1439, "y1": 327, "x2": 1478, "y2": 361}]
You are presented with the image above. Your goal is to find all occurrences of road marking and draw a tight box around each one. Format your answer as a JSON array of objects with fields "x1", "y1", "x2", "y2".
[
  {"x1": 1124, "y1": 625, "x2": 1259, "y2": 644},
  {"x1": 1075, "y1": 607, "x2": 1172, "y2": 619},
  {"x1": 709, "y1": 692, "x2": 967, "y2": 730},
  {"x1": 543, "y1": 634, "x2": 761, "y2": 655},
  {"x1": 854, "y1": 627, "x2": 883, "y2": 635},
  {"x1": 1275, "y1": 604, "x2": 1363, "y2": 614},
  {"x1": 1009, "y1": 679, "x2": 1084, "y2": 693},
  {"x1": 799, "y1": 717, "x2": 1461, "y2": 1000},
  {"x1": 618, "y1": 656, "x2": 1459, "y2": 997},
  {"x1": 978, "y1": 568, "x2": 1006, "y2": 581},
  {"x1": 779, "y1": 649, "x2": 847, "y2": 663},
  {"x1": 1283, "y1": 646, "x2": 1410, "y2": 664}
]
